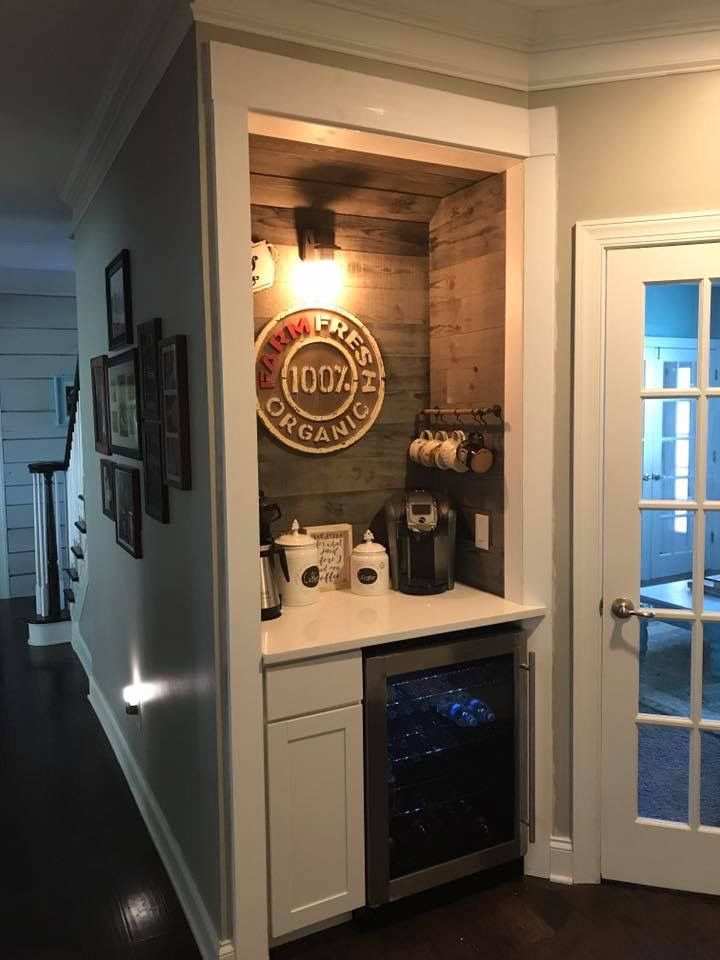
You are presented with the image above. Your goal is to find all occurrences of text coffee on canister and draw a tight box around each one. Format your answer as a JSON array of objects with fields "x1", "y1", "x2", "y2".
[{"x1": 351, "y1": 530, "x2": 390, "y2": 596}]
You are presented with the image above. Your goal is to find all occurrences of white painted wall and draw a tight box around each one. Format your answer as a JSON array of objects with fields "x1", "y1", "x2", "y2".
[
  {"x1": 73, "y1": 29, "x2": 227, "y2": 951},
  {"x1": 0, "y1": 288, "x2": 77, "y2": 598}
]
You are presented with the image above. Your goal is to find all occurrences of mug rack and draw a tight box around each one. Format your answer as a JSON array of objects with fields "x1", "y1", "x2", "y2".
[{"x1": 415, "y1": 405, "x2": 503, "y2": 431}]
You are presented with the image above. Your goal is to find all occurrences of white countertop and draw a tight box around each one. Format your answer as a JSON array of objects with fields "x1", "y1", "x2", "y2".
[{"x1": 261, "y1": 583, "x2": 545, "y2": 665}]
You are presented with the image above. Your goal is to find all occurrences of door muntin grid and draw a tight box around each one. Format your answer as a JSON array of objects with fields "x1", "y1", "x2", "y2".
[{"x1": 638, "y1": 278, "x2": 720, "y2": 830}]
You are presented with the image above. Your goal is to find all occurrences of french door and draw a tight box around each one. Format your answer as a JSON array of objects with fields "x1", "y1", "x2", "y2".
[{"x1": 602, "y1": 242, "x2": 720, "y2": 892}]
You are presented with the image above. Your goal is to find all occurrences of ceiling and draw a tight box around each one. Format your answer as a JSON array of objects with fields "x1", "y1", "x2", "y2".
[
  {"x1": 0, "y1": 0, "x2": 143, "y2": 273},
  {"x1": 2, "y1": 0, "x2": 718, "y2": 276}
]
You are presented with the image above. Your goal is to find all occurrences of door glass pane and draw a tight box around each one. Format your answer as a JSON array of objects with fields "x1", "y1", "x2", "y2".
[
  {"x1": 641, "y1": 399, "x2": 696, "y2": 500},
  {"x1": 644, "y1": 282, "x2": 699, "y2": 388},
  {"x1": 637, "y1": 725, "x2": 689, "y2": 822},
  {"x1": 701, "y1": 622, "x2": 720, "y2": 720},
  {"x1": 709, "y1": 281, "x2": 720, "y2": 388},
  {"x1": 708, "y1": 399, "x2": 720, "y2": 500},
  {"x1": 704, "y1": 512, "x2": 720, "y2": 613},
  {"x1": 639, "y1": 619, "x2": 692, "y2": 717},
  {"x1": 640, "y1": 509, "x2": 694, "y2": 611},
  {"x1": 700, "y1": 730, "x2": 720, "y2": 827},
  {"x1": 386, "y1": 655, "x2": 514, "y2": 879}
]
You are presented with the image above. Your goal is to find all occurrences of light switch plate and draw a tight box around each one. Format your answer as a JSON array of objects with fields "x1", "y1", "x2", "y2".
[{"x1": 474, "y1": 513, "x2": 490, "y2": 551}]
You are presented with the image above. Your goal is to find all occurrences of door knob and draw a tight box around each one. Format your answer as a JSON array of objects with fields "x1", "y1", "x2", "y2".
[{"x1": 611, "y1": 597, "x2": 656, "y2": 620}]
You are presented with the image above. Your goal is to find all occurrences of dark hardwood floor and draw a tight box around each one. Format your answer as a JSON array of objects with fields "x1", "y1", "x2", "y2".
[
  {"x1": 0, "y1": 598, "x2": 200, "y2": 959},
  {"x1": 273, "y1": 870, "x2": 720, "y2": 960}
]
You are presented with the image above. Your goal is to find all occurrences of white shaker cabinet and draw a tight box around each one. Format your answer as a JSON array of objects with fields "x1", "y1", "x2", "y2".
[{"x1": 266, "y1": 702, "x2": 366, "y2": 937}]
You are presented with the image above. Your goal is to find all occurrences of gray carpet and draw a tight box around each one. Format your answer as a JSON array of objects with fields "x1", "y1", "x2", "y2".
[{"x1": 638, "y1": 724, "x2": 720, "y2": 825}]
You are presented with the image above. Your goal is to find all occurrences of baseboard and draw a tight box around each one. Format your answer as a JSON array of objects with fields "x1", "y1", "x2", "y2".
[
  {"x1": 71, "y1": 621, "x2": 93, "y2": 679},
  {"x1": 549, "y1": 835, "x2": 574, "y2": 885},
  {"x1": 88, "y1": 676, "x2": 231, "y2": 960},
  {"x1": 270, "y1": 912, "x2": 352, "y2": 948}
]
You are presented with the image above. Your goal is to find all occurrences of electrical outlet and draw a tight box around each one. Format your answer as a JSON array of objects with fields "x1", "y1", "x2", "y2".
[{"x1": 474, "y1": 513, "x2": 490, "y2": 551}]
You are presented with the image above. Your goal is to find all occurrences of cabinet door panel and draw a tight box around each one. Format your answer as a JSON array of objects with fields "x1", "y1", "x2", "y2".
[{"x1": 267, "y1": 704, "x2": 365, "y2": 936}]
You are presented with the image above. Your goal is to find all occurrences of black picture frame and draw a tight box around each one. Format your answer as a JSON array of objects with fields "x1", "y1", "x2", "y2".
[
  {"x1": 138, "y1": 317, "x2": 162, "y2": 421},
  {"x1": 142, "y1": 421, "x2": 169, "y2": 523},
  {"x1": 108, "y1": 349, "x2": 142, "y2": 459},
  {"x1": 90, "y1": 355, "x2": 111, "y2": 455},
  {"x1": 105, "y1": 249, "x2": 133, "y2": 350},
  {"x1": 114, "y1": 464, "x2": 142, "y2": 558},
  {"x1": 159, "y1": 335, "x2": 191, "y2": 489},
  {"x1": 100, "y1": 459, "x2": 116, "y2": 520}
]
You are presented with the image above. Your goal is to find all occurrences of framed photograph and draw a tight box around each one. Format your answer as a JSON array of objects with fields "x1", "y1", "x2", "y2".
[
  {"x1": 142, "y1": 421, "x2": 169, "y2": 523},
  {"x1": 138, "y1": 317, "x2": 162, "y2": 421},
  {"x1": 108, "y1": 349, "x2": 142, "y2": 459},
  {"x1": 105, "y1": 249, "x2": 133, "y2": 350},
  {"x1": 100, "y1": 459, "x2": 116, "y2": 520},
  {"x1": 54, "y1": 375, "x2": 75, "y2": 427},
  {"x1": 159, "y1": 335, "x2": 191, "y2": 489},
  {"x1": 90, "y1": 355, "x2": 111, "y2": 455},
  {"x1": 114, "y1": 464, "x2": 142, "y2": 558},
  {"x1": 305, "y1": 523, "x2": 353, "y2": 590}
]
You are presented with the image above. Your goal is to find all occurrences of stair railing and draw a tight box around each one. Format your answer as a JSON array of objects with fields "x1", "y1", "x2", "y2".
[{"x1": 28, "y1": 362, "x2": 80, "y2": 623}]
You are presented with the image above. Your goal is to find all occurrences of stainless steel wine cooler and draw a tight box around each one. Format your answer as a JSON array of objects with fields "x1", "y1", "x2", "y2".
[{"x1": 364, "y1": 626, "x2": 534, "y2": 905}]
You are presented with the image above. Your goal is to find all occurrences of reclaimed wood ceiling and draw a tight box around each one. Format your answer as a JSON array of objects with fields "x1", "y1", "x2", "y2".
[{"x1": 248, "y1": 134, "x2": 494, "y2": 222}]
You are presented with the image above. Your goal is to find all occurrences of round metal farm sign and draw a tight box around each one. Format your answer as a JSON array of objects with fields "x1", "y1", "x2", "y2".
[{"x1": 255, "y1": 305, "x2": 385, "y2": 454}]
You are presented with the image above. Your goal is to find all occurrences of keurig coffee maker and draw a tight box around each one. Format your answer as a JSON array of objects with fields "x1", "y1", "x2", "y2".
[{"x1": 385, "y1": 491, "x2": 456, "y2": 595}]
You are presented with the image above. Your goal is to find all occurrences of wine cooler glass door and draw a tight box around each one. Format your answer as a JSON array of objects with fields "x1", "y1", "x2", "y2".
[{"x1": 365, "y1": 629, "x2": 527, "y2": 905}]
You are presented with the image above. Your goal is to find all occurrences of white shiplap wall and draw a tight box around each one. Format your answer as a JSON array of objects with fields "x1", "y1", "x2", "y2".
[{"x1": 0, "y1": 292, "x2": 77, "y2": 598}]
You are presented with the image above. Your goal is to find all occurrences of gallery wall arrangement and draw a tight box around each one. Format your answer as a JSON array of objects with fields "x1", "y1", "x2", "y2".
[{"x1": 90, "y1": 248, "x2": 192, "y2": 558}]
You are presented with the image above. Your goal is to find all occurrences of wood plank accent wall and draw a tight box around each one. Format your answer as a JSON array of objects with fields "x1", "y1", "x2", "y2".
[
  {"x1": 252, "y1": 196, "x2": 430, "y2": 544},
  {"x1": 425, "y1": 174, "x2": 507, "y2": 596}
]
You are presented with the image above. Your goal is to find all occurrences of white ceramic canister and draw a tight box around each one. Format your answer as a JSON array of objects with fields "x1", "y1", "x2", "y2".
[
  {"x1": 350, "y1": 530, "x2": 390, "y2": 596},
  {"x1": 274, "y1": 519, "x2": 320, "y2": 606}
]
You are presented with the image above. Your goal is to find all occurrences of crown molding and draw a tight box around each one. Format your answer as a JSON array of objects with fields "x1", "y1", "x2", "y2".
[
  {"x1": 61, "y1": 0, "x2": 192, "y2": 228},
  {"x1": 192, "y1": 0, "x2": 530, "y2": 89}
]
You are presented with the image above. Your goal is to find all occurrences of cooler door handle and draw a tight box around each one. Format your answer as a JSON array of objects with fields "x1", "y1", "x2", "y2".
[{"x1": 520, "y1": 652, "x2": 536, "y2": 845}]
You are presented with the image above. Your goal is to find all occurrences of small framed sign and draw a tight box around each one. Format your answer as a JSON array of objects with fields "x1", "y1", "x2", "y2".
[
  {"x1": 251, "y1": 241, "x2": 277, "y2": 292},
  {"x1": 304, "y1": 523, "x2": 353, "y2": 591},
  {"x1": 114, "y1": 464, "x2": 142, "y2": 559},
  {"x1": 159, "y1": 335, "x2": 191, "y2": 489}
]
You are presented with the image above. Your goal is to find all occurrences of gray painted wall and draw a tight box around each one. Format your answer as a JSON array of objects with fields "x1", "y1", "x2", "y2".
[
  {"x1": 0, "y1": 291, "x2": 77, "y2": 597},
  {"x1": 74, "y1": 32, "x2": 224, "y2": 937}
]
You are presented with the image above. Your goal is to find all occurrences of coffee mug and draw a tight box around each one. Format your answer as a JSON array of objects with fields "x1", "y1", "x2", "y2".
[
  {"x1": 437, "y1": 430, "x2": 466, "y2": 471},
  {"x1": 456, "y1": 432, "x2": 494, "y2": 474},
  {"x1": 409, "y1": 429, "x2": 434, "y2": 463},
  {"x1": 420, "y1": 434, "x2": 444, "y2": 467}
]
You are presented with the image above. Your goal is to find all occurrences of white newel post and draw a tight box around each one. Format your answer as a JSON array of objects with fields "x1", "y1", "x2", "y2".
[{"x1": 32, "y1": 471, "x2": 48, "y2": 618}]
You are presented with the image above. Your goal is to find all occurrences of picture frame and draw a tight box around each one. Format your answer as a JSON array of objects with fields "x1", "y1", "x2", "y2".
[
  {"x1": 105, "y1": 249, "x2": 133, "y2": 350},
  {"x1": 100, "y1": 459, "x2": 116, "y2": 520},
  {"x1": 90, "y1": 355, "x2": 111, "y2": 455},
  {"x1": 304, "y1": 523, "x2": 353, "y2": 591},
  {"x1": 53, "y1": 375, "x2": 75, "y2": 427},
  {"x1": 142, "y1": 421, "x2": 169, "y2": 523},
  {"x1": 108, "y1": 348, "x2": 142, "y2": 459},
  {"x1": 159, "y1": 335, "x2": 191, "y2": 489},
  {"x1": 114, "y1": 464, "x2": 142, "y2": 558},
  {"x1": 138, "y1": 317, "x2": 162, "y2": 421}
]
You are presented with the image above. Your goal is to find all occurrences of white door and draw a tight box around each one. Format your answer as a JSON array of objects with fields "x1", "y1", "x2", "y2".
[{"x1": 602, "y1": 243, "x2": 720, "y2": 892}]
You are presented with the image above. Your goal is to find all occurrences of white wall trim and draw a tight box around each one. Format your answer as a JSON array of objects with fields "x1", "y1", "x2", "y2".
[
  {"x1": 71, "y1": 621, "x2": 93, "y2": 679},
  {"x1": 573, "y1": 209, "x2": 720, "y2": 885},
  {"x1": 549, "y1": 835, "x2": 574, "y2": 885},
  {"x1": 61, "y1": 0, "x2": 192, "y2": 229},
  {"x1": 207, "y1": 44, "x2": 556, "y2": 957},
  {"x1": 191, "y1": 0, "x2": 720, "y2": 94},
  {"x1": 88, "y1": 676, "x2": 230, "y2": 960}
]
